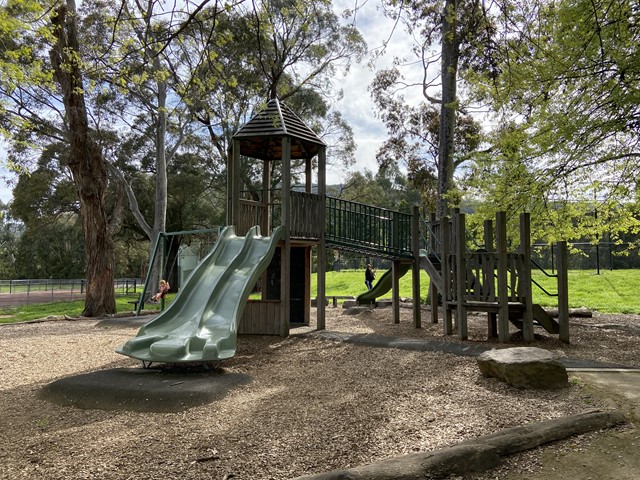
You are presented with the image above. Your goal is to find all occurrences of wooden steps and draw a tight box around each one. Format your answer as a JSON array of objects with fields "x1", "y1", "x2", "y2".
[
  {"x1": 419, "y1": 250, "x2": 443, "y2": 291},
  {"x1": 507, "y1": 304, "x2": 560, "y2": 334}
]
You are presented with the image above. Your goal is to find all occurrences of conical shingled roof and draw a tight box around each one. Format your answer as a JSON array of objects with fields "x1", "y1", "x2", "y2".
[{"x1": 233, "y1": 98, "x2": 326, "y2": 161}]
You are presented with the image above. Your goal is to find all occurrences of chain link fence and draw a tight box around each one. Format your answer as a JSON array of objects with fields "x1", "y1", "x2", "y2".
[{"x1": 0, "y1": 278, "x2": 143, "y2": 306}]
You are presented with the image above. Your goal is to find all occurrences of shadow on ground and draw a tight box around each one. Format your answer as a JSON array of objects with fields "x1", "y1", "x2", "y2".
[{"x1": 39, "y1": 367, "x2": 252, "y2": 413}]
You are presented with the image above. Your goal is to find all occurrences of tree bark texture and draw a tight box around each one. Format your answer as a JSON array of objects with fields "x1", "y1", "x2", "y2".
[
  {"x1": 50, "y1": 1, "x2": 116, "y2": 316},
  {"x1": 437, "y1": 0, "x2": 460, "y2": 219}
]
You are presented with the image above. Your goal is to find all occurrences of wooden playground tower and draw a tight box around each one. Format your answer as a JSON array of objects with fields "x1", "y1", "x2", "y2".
[
  {"x1": 229, "y1": 98, "x2": 570, "y2": 343},
  {"x1": 228, "y1": 98, "x2": 421, "y2": 336}
]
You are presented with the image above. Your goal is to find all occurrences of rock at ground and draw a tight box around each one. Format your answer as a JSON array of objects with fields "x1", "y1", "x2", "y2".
[
  {"x1": 344, "y1": 306, "x2": 374, "y2": 316},
  {"x1": 546, "y1": 306, "x2": 592, "y2": 318},
  {"x1": 477, "y1": 347, "x2": 569, "y2": 389}
]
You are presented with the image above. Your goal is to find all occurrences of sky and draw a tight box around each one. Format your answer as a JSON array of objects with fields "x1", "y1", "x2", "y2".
[
  {"x1": 328, "y1": 0, "x2": 420, "y2": 184},
  {"x1": 0, "y1": 0, "x2": 418, "y2": 204},
  {"x1": 0, "y1": 150, "x2": 12, "y2": 204}
]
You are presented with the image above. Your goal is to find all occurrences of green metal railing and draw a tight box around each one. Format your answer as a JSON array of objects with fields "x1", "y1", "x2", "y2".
[
  {"x1": 325, "y1": 197, "x2": 413, "y2": 259},
  {"x1": 239, "y1": 190, "x2": 414, "y2": 259}
]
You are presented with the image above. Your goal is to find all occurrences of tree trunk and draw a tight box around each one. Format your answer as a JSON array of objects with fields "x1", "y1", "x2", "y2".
[
  {"x1": 50, "y1": 1, "x2": 116, "y2": 316},
  {"x1": 437, "y1": 0, "x2": 460, "y2": 219},
  {"x1": 147, "y1": 56, "x2": 169, "y2": 297}
]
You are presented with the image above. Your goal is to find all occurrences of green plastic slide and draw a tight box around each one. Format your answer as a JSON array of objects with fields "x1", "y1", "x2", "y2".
[
  {"x1": 356, "y1": 262, "x2": 412, "y2": 305},
  {"x1": 116, "y1": 225, "x2": 283, "y2": 363}
]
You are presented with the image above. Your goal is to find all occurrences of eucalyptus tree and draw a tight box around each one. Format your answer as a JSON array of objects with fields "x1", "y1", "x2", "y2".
[
  {"x1": 376, "y1": 0, "x2": 496, "y2": 218},
  {"x1": 186, "y1": 0, "x2": 366, "y2": 193},
  {"x1": 370, "y1": 72, "x2": 482, "y2": 212},
  {"x1": 77, "y1": 0, "x2": 364, "y2": 294},
  {"x1": 75, "y1": 0, "x2": 234, "y2": 295},
  {"x1": 249, "y1": 0, "x2": 365, "y2": 175},
  {"x1": 0, "y1": 0, "x2": 117, "y2": 315},
  {"x1": 466, "y1": 0, "x2": 640, "y2": 245}
]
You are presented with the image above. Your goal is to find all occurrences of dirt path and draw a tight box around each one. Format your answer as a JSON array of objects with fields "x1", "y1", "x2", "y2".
[{"x1": 0, "y1": 290, "x2": 85, "y2": 307}]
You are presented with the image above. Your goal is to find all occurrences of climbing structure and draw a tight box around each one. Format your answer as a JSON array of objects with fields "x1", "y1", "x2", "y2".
[{"x1": 420, "y1": 210, "x2": 570, "y2": 343}]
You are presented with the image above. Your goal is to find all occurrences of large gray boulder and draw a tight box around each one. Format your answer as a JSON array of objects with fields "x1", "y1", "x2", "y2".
[{"x1": 477, "y1": 347, "x2": 569, "y2": 389}]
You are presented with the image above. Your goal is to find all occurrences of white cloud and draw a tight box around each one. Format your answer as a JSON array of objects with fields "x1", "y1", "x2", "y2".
[
  {"x1": 0, "y1": 149, "x2": 14, "y2": 204},
  {"x1": 329, "y1": 0, "x2": 423, "y2": 184}
]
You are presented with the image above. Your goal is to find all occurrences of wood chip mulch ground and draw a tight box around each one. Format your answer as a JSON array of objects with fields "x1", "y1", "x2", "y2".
[{"x1": 1, "y1": 306, "x2": 639, "y2": 479}]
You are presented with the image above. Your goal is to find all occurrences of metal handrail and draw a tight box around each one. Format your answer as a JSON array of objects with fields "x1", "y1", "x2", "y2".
[
  {"x1": 530, "y1": 258, "x2": 558, "y2": 297},
  {"x1": 532, "y1": 278, "x2": 558, "y2": 297},
  {"x1": 531, "y1": 258, "x2": 558, "y2": 278}
]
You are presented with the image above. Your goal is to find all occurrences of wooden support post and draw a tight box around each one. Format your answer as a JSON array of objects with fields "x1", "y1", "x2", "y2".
[
  {"x1": 305, "y1": 157, "x2": 312, "y2": 193},
  {"x1": 488, "y1": 313, "x2": 498, "y2": 339},
  {"x1": 280, "y1": 137, "x2": 291, "y2": 338},
  {"x1": 316, "y1": 147, "x2": 327, "y2": 330},
  {"x1": 412, "y1": 206, "x2": 422, "y2": 328},
  {"x1": 229, "y1": 140, "x2": 241, "y2": 227},
  {"x1": 496, "y1": 212, "x2": 510, "y2": 343},
  {"x1": 429, "y1": 281, "x2": 438, "y2": 324},
  {"x1": 455, "y1": 212, "x2": 468, "y2": 340},
  {"x1": 441, "y1": 216, "x2": 452, "y2": 335},
  {"x1": 392, "y1": 260, "x2": 401, "y2": 324},
  {"x1": 520, "y1": 212, "x2": 534, "y2": 342},
  {"x1": 429, "y1": 212, "x2": 438, "y2": 325},
  {"x1": 260, "y1": 160, "x2": 271, "y2": 299},
  {"x1": 484, "y1": 219, "x2": 497, "y2": 338},
  {"x1": 557, "y1": 240, "x2": 570, "y2": 343}
]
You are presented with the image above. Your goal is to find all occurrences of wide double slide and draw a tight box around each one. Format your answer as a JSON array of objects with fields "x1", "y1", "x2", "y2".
[
  {"x1": 356, "y1": 262, "x2": 412, "y2": 305},
  {"x1": 116, "y1": 225, "x2": 283, "y2": 363}
]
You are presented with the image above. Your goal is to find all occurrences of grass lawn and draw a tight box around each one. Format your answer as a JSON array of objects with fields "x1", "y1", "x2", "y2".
[
  {"x1": 313, "y1": 268, "x2": 640, "y2": 314},
  {"x1": 0, "y1": 269, "x2": 638, "y2": 324},
  {"x1": 531, "y1": 269, "x2": 639, "y2": 314},
  {"x1": 0, "y1": 295, "x2": 170, "y2": 324}
]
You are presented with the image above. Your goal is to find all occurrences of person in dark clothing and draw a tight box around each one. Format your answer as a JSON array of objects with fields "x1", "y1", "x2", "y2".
[{"x1": 365, "y1": 264, "x2": 375, "y2": 290}]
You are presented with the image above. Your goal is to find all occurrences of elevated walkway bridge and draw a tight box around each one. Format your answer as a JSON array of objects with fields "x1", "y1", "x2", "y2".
[{"x1": 238, "y1": 190, "x2": 416, "y2": 260}]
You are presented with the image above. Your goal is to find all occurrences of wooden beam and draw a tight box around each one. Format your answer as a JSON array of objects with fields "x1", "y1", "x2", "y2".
[
  {"x1": 557, "y1": 240, "x2": 570, "y2": 343},
  {"x1": 483, "y1": 219, "x2": 497, "y2": 337},
  {"x1": 496, "y1": 212, "x2": 509, "y2": 343},
  {"x1": 305, "y1": 157, "x2": 312, "y2": 193},
  {"x1": 520, "y1": 212, "x2": 534, "y2": 342},
  {"x1": 262, "y1": 159, "x2": 271, "y2": 233},
  {"x1": 229, "y1": 140, "x2": 241, "y2": 227},
  {"x1": 455, "y1": 212, "x2": 468, "y2": 340},
  {"x1": 316, "y1": 146, "x2": 327, "y2": 330},
  {"x1": 428, "y1": 212, "x2": 438, "y2": 324},
  {"x1": 280, "y1": 137, "x2": 291, "y2": 337},
  {"x1": 412, "y1": 206, "x2": 422, "y2": 328},
  {"x1": 441, "y1": 216, "x2": 452, "y2": 335},
  {"x1": 392, "y1": 260, "x2": 401, "y2": 324}
]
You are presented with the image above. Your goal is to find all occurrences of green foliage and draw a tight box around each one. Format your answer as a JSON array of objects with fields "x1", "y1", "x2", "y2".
[
  {"x1": 0, "y1": 201, "x2": 21, "y2": 278},
  {"x1": 377, "y1": 0, "x2": 498, "y2": 216},
  {"x1": 466, "y1": 0, "x2": 640, "y2": 247},
  {"x1": 332, "y1": 168, "x2": 422, "y2": 214},
  {"x1": 14, "y1": 220, "x2": 85, "y2": 278}
]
